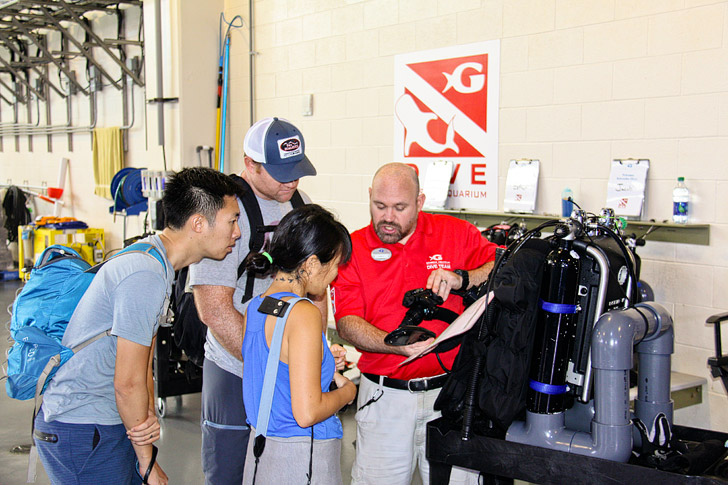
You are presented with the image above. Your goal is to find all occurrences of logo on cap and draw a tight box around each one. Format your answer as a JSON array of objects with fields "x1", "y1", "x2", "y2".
[
  {"x1": 278, "y1": 136, "x2": 302, "y2": 159},
  {"x1": 280, "y1": 139, "x2": 300, "y2": 151}
]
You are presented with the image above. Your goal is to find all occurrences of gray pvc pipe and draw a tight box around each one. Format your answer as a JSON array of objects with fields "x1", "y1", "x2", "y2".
[
  {"x1": 634, "y1": 303, "x2": 674, "y2": 428},
  {"x1": 508, "y1": 302, "x2": 673, "y2": 463},
  {"x1": 564, "y1": 400, "x2": 594, "y2": 433},
  {"x1": 507, "y1": 412, "x2": 576, "y2": 454},
  {"x1": 573, "y1": 308, "x2": 643, "y2": 461}
]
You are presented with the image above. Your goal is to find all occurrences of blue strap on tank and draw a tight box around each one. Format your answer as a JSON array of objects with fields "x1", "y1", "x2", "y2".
[
  {"x1": 539, "y1": 299, "x2": 578, "y2": 314},
  {"x1": 529, "y1": 379, "x2": 568, "y2": 395}
]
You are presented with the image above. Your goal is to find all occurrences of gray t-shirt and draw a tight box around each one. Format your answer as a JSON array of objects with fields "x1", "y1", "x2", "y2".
[
  {"x1": 188, "y1": 190, "x2": 310, "y2": 377},
  {"x1": 42, "y1": 235, "x2": 174, "y2": 425}
]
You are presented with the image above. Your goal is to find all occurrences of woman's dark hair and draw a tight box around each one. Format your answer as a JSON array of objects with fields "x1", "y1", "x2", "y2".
[{"x1": 245, "y1": 204, "x2": 352, "y2": 275}]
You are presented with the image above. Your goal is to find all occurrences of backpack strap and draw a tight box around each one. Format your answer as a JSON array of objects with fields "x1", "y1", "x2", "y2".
[
  {"x1": 28, "y1": 326, "x2": 114, "y2": 483},
  {"x1": 230, "y1": 175, "x2": 265, "y2": 304},
  {"x1": 255, "y1": 296, "x2": 308, "y2": 437},
  {"x1": 85, "y1": 241, "x2": 167, "y2": 276},
  {"x1": 229, "y1": 174, "x2": 306, "y2": 303},
  {"x1": 122, "y1": 242, "x2": 167, "y2": 272},
  {"x1": 229, "y1": 175, "x2": 266, "y2": 254},
  {"x1": 290, "y1": 189, "x2": 305, "y2": 209},
  {"x1": 251, "y1": 296, "x2": 315, "y2": 484}
]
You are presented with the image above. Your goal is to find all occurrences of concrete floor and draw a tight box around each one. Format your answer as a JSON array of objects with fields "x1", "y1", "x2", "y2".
[{"x1": 0, "y1": 277, "x2": 362, "y2": 485}]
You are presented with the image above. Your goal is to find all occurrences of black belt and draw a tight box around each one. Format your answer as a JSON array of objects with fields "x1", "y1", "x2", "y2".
[{"x1": 363, "y1": 372, "x2": 447, "y2": 392}]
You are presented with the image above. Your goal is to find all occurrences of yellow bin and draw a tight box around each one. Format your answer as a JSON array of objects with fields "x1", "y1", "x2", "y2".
[{"x1": 18, "y1": 226, "x2": 105, "y2": 281}]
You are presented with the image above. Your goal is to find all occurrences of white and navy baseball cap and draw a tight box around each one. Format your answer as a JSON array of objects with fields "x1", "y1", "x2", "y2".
[{"x1": 243, "y1": 117, "x2": 317, "y2": 183}]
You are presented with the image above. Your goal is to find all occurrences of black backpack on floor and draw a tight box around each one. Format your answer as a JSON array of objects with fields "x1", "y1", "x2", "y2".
[{"x1": 170, "y1": 175, "x2": 305, "y2": 367}]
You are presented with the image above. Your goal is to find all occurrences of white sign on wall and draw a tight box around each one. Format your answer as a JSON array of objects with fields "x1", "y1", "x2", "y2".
[{"x1": 394, "y1": 40, "x2": 500, "y2": 211}]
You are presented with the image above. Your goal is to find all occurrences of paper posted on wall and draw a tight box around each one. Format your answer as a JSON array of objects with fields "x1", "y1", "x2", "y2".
[
  {"x1": 421, "y1": 160, "x2": 454, "y2": 210},
  {"x1": 606, "y1": 159, "x2": 649, "y2": 219},
  {"x1": 504, "y1": 159, "x2": 539, "y2": 213},
  {"x1": 399, "y1": 292, "x2": 493, "y2": 366}
]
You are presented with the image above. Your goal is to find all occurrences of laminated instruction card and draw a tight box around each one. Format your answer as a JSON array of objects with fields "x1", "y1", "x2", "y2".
[
  {"x1": 606, "y1": 159, "x2": 649, "y2": 219},
  {"x1": 421, "y1": 160, "x2": 453, "y2": 210},
  {"x1": 504, "y1": 159, "x2": 539, "y2": 213}
]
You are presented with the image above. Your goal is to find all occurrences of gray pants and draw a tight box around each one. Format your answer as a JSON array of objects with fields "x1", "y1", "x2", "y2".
[
  {"x1": 201, "y1": 359, "x2": 250, "y2": 485},
  {"x1": 243, "y1": 427, "x2": 342, "y2": 485}
]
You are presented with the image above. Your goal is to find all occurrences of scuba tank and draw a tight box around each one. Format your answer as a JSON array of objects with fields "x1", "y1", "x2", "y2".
[{"x1": 527, "y1": 233, "x2": 581, "y2": 414}]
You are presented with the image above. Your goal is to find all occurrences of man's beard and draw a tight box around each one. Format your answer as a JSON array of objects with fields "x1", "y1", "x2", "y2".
[{"x1": 375, "y1": 221, "x2": 405, "y2": 244}]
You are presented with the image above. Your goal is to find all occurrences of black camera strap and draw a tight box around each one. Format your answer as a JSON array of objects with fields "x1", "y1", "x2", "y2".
[{"x1": 428, "y1": 306, "x2": 459, "y2": 324}]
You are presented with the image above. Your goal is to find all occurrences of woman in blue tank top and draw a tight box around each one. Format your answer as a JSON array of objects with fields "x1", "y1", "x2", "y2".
[{"x1": 240, "y1": 204, "x2": 356, "y2": 485}]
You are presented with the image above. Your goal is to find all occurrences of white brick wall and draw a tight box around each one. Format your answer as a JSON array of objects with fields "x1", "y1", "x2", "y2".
[
  {"x1": 234, "y1": 0, "x2": 728, "y2": 432},
  {"x1": 4, "y1": 0, "x2": 727, "y2": 434},
  {"x1": 583, "y1": 17, "x2": 648, "y2": 62}
]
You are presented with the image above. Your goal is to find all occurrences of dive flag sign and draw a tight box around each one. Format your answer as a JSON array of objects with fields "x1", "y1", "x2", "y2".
[{"x1": 394, "y1": 41, "x2": 500, "y2": 211}]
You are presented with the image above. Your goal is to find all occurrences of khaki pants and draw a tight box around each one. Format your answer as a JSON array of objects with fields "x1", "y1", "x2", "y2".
[{"x1": 351, "y1": 375, "x2": 479, "y2": 485}]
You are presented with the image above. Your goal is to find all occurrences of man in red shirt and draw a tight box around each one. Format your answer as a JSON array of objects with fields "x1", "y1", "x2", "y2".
[{"x1": 330, "y1": 162, "x2": 497, "y2": 485}]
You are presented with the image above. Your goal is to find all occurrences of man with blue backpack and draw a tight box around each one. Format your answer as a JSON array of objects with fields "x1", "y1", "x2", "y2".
[{"x1": 32, "y1": 167, "x2": 242, "y2": 485}]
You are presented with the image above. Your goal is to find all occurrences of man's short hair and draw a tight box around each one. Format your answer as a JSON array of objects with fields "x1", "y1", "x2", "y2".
[{"x1": 162, "y1": 167, "x2": 239, "y2": 230}]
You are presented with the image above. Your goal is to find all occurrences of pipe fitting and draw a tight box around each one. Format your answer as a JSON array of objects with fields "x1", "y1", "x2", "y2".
[
  {"x1": 570, "y1": 422, "x2": 634, "y2": 462},
  {"x1": 591, "y1": 309, "x2": 643, "y2": 370},
  {"x1": 635, "y1": 302, "x2": 673, "y2": 344},
  {"x1": 507, "y1": 412, "x2": 576, "y2": 453}
]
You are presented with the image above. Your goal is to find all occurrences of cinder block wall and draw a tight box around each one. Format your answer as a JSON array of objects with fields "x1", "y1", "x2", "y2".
[
  {"x1": 2, "y1": 0, "x2": 725, "y2": 432},
  {"x1": 225, "y1": 0, "x2": 728, "y2": 431}
]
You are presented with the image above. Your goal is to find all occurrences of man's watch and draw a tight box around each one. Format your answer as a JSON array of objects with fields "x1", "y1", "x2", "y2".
[{"x1": 453, "y1": 269, "x2": 469, "y2": 291}]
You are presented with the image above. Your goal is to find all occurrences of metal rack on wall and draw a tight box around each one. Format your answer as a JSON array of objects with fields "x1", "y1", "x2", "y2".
[
  {"x1": 427, "y1": 209, "x2": 711, "y2": 246},
  {"x1": 0, "y1": 0, "x2": 143, "y2": 152}
]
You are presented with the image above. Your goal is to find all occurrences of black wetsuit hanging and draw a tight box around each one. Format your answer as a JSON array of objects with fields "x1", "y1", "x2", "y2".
[{"x1": 2, "y1": 186, "x2": 32, "y2": 243}]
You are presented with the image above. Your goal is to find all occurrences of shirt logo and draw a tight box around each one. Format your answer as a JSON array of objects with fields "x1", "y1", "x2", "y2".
[
  {"x1": 371, "y1": 248, "x2": 392, "y2": 261},
  {"x1": 426, "y1": 254, "x2": 451, "y2": 270}
]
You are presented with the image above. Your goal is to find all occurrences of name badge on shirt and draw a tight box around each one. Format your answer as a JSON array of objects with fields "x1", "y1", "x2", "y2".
[{"x1": 371, "y1": 248, "x2": 392, "y2": 261}]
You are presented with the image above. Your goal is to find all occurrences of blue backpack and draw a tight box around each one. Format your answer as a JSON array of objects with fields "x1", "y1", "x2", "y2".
[{"x1": 5, "y1": 242, "x2": 166, "y2": 401}]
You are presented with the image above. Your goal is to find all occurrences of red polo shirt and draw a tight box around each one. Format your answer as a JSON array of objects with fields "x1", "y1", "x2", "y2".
[{"x1": 330, "y1": 212, "x2": 497, "y2": 380}]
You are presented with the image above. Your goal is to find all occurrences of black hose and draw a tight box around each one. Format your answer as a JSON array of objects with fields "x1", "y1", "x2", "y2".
[
  {"x1": 597, "y1": 224, "x2": 640, "y2": 303},
  {"x1": 460, "y1": 355, "x2": 483, "y2": 441}
]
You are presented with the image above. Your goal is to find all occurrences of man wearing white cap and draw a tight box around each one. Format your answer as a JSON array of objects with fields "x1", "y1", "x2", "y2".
[{"x1": 189, "y1": 117, "x2": 331, "y2": 485}]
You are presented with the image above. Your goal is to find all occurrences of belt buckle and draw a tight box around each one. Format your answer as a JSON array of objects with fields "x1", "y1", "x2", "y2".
[{"x1": 407, "y1": 376, "x2": 428, "y2": 393}]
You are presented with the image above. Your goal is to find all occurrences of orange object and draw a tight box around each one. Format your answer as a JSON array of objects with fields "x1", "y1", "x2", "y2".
[
  {"x1": 46, "y1": 187, "x2": 64, "y2": 199},
  {"x1": 35, "y1": 216, "x2": 77, "y2": 226}
]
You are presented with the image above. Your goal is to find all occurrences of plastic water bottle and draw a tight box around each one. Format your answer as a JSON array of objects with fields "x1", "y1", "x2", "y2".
[
  {"x1": 561, "y1": 187, "x2": 574, "y2": 217},
  {"x1": 672, "y1": 177, "x2": 689, "y2": 224}
]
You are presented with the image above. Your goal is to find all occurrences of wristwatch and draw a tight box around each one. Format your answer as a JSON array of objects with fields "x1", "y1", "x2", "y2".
[{"x1": 453, "y1": 269, "x2": 469, "y2": 291}]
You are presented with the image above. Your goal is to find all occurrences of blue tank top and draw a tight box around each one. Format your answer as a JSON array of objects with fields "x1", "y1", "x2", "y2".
[{"x1": 242, "y1": 291, "x2": 343, "y2": 439}]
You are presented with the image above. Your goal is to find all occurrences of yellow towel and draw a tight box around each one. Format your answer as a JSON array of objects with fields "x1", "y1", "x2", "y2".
[{"x1": 92, "y1": 127, "x2": 124, "y2": 199}]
